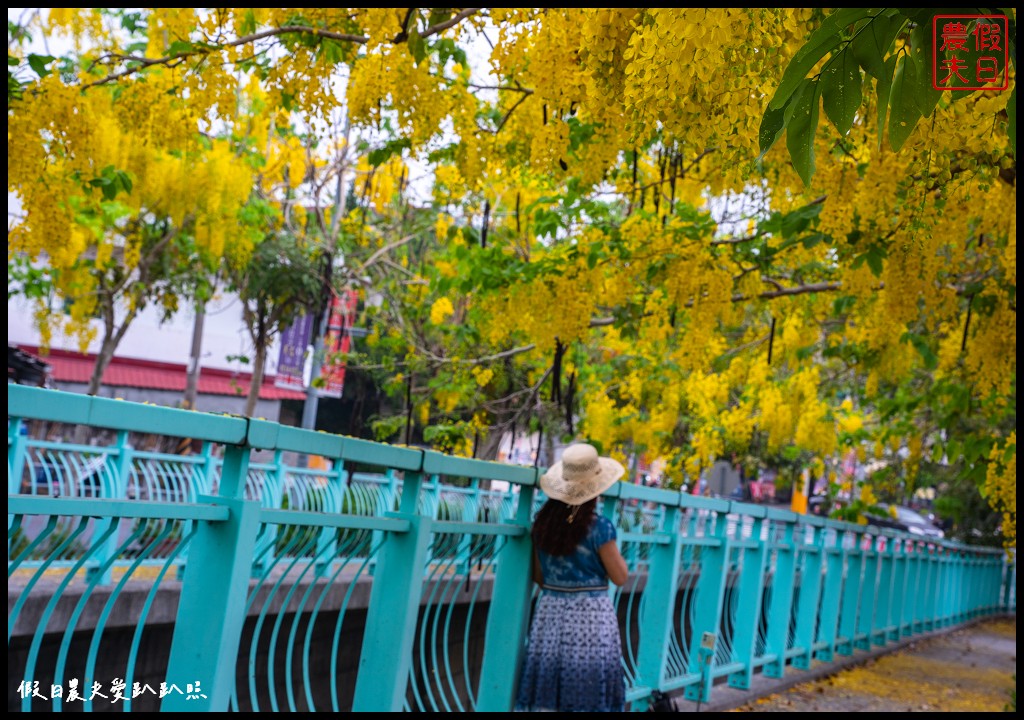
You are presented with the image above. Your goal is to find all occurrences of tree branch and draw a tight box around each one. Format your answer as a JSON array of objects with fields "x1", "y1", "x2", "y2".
[
  {"x1": 88, "y1": 28, "x2": 358, "y2": 87},
  {"x1": 420, "y1": 8, "x2": 483, "y2": 39},
  {"x1": 468, "y1": 83, "x2": 534, "y2": 94},
  {"x1": 494, "y1": 91, "x2": 532, "y2": 134},
  {"x1": 356, "y1": 233, "x2": 419, "y2": 275}
]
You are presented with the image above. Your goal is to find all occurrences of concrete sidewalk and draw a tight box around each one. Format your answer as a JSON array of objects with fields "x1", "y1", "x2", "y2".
[{"x1": 666, "y1": 615, "x2": 1016, "y2": 713}]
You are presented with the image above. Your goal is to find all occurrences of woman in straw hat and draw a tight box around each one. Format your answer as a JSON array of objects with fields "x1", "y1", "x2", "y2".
[{"x1": 514, "y1": 443, "x2": 629, "y2": 712}]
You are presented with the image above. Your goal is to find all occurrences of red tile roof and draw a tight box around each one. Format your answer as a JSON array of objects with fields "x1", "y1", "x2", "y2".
[{"x1": 15, "y1": 345, "x2": 306, "y2": 401}]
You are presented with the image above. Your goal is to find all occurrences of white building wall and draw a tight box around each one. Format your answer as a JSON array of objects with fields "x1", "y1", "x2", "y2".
[{"x1": 7, "y1": 292, "x2": 286, "y2": 377}]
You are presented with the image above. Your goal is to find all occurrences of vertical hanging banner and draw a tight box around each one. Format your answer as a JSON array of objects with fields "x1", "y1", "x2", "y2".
[
  {"x1": 318, "y1": 289, "x2": 359, "y2": 399},
  {"x1": 275, "y1": 313, "x2": 313, "y2": 391}
]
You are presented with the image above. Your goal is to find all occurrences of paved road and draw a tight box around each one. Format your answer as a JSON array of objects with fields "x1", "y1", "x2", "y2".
[{"x1": 666, "y1": 615, "x2": 1016, "y2": 713}]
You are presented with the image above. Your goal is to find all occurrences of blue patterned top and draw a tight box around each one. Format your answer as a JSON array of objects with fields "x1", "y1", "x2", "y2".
[{"x1": 537, "y1": 515, "x2": 617, "y2": 597}]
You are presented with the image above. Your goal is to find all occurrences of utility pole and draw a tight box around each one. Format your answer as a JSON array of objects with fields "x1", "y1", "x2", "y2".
[{"x1": 300, "y1": 119, "x2": 352, "y2": 431}]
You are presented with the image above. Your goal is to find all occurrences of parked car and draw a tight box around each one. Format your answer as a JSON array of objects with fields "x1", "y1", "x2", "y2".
[{"x1": 863, "y1": 503, "x2": 945, "y2": 539}]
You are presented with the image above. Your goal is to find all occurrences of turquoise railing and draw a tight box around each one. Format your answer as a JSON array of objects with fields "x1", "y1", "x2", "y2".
[{"x1": 8, "y1": 385, "x2": 1016, "y2": 712}]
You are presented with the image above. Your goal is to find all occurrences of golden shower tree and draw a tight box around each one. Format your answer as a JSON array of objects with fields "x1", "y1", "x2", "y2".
[{"x1": 7, "y1": 8, "x2": 1015, "y2": 545}]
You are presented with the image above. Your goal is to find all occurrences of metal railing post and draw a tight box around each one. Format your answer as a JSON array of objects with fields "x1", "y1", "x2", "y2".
[
  {"x1": 86, "y1": 430, "x2": 131, "y2": 585},
  {"x1": 792, "y1": 519, "x2": 826, "y2": 669},
  {"x1": 854, "y1": 530, "x2": 880, "y2": 651},
  {"x1": 456, "y1": 478, "x2": 482, "y2": 575},
  {"x1": 352, "y1": 469, "x2": 432, "y2": 712},
  {"x1": 633, "y1": 505, "x2": 685, "y2": 704},
  {"x1": 683, "y1": 510, "x2": 730, "y2": 703},
  {"x1": 475, "y1": 483, "x2": 538, "y2": 711},
  {"x1": 314, "y1": 455, "x2": 344, "y2": 575},
  {"x1": 8, "y1": 417, "x2": 28, "y2": 563},
  {"x1": 727, "y1": 509, "x2": 770, "y2": 690},
  {"x1": 904, "y1": 540, "x2": 923, "y2": 635},
  {"x1": 835, "y1": 527, "x2": 865, "y2": 655},
  {"x1": 888, "y1": 538, "x2": 909, "y2": 641},
  {"x1": 162, "y1": 444, "x2": 261, "y2": 711},
  {"x1": 871, "y1": 532, "x2": 897, "y2": 645},
  {"x1": 251, "y1": 450, "x2": 286, "y2": 576},
  {"x1": 763, "y1": 520, "x2": 796, "y2": 678},
  {"x1": 814, "y1": 525, "x2": 845, "y2": 661},
  {"x1": 9, "y1": 417, "x2": 28, "y2": 495},
  {"x1": 920, "y1": 542, "x2": 940, "y2": 631}
]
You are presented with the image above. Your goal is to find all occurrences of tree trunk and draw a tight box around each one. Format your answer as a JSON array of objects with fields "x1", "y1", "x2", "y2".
[
  {"x1": 87, "y1": 335, "x2": 119, "y2": 397},
  {"x1": 183, "y1": 301, "x2": 206, "y2": 409},
  {"x1": 244, "y1": 334, "x2": 267, "y2": 418},
  {"x1": 477, "y1": 428, "x2": 506, "y2": 462},
  {"x1": 87, "y1": 300, "x2": 138, "y2": 397}
]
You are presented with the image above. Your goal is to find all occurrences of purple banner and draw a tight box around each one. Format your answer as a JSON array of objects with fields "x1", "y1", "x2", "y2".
[{"x1": 275, "y1": 313, "x2": 313, "y2": 390}]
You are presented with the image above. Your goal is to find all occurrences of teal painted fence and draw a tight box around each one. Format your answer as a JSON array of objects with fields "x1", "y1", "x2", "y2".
[{"x1": 8, "y1": 386, "x2": 1017, "y2": 712}]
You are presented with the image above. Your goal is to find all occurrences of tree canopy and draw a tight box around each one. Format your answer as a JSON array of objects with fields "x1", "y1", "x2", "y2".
[{"x1": 7, "y1": 8, "x2": 1015, "y2": 547}]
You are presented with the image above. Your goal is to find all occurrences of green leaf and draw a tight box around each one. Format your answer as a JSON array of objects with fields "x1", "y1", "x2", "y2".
[
  {"x1": 1007, "y1": 87, "x2": 1016, "y2": 154},
  {"x1": 427, "y1": 143, "x2": 458, "y2": 163},
  {"x1": 367, "y1": 137, "x2": 412, "y2": 166},
  {"x1": 781, "y1": 201, "x2": 823, "y2": 238},
  {"x1": 317, "y1": 38, "x2": 347, "y2": 65},
  {"x1": 909, "y1": 16, "x2": 943, "y2": 118},
  {"x1": 533, "y1": 208, "x2": 563, "y2": 238},
  {"x1": 888, "y1": 54, "x2": 922, "y2": 151},
  {"x1": 240, "y1": 9, "x2": 258, "y2": 35},
  {"x1": 435, "y1": 38, "x2": 467, "y2": 67},
  {"x1": 875, "y1": 55, "x2": 897, "y2": 149},
  {"x1": 800, "y1": 232, "x2": 825, "y2": 249},
  {"x1": 567, "y1": 117, "x2": 597, "y2": 153},
  {"x1": 903, "y1": 332, "x2": 938, "y2": 370},
  {"x1": 166, "y1": 40, "x2": 194, "y2": 55},
  {"x1": 852, "y1": 243, "x2": 887, "y2": 276},
  {"x1": 116, "y1": 169, "x2": 133, "y2": 196},
  {"x1": 768, "y1": 8, "x2": 873, "y2": 111},
  {"x1": 758, "y1": 84, "x2": 808, "y2": 161},
  {"x1": 850, "y1": 9, "x2": 905, "y2": 78},
  {"x1": 833, "y1": 295, "x2": 857, "y2": 315},
  {"x1": 758, "y1": 96, "x2": 790, "y2": 159},
  {"x1": 786, "y1": 78, "x2": 820, "y2": 188},
  {"x1": 945, "y1": 439, "x2": 962, "y2": 461},
  {"x1": 117, "y1": 10, "x2": 145, "y2": 34},
  {"x1": 407, "y1": 28, "x2": 426, "y2": 65},
  {"x1": 27, "y1": 53, "x2": 55, "y2": 78},
  {"x1": 865, "y1": 245, "x2": 885, "y2": 276},
  {"x1": 821, "y1": 47, "x2": 863, "y2": 136}
]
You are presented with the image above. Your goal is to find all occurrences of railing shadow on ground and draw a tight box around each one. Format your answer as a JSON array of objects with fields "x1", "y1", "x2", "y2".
[{"x1": 8, "y1": 385, "x2": 1017, "y2": 712}]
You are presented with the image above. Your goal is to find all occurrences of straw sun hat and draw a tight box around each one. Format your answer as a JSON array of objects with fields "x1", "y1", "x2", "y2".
[{"x1": 540, "y1": 443, "x2": 625, "y2": 506}]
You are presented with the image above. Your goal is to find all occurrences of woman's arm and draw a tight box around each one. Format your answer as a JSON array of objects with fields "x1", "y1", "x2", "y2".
[
  {"x1": 531, "y1": 548, "x2": 543, "y2": 585},
  {"x1": 597, "y1": 540, "x2": 629, "y2": 586}
]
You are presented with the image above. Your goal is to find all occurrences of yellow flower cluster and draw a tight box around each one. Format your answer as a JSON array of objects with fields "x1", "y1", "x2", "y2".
[
  {"x1": 962, "y1": 298, "x2": 1016, "y2": 402},
  {"x1": 985, "y1": 433, "x2": 1016, "y2": 550},
  {"x1": 471, "y1": 366, "x2": 493, "y2": 388},
  {"x1": 429, "y1": 297, "x2": 455, "y2": 326}
]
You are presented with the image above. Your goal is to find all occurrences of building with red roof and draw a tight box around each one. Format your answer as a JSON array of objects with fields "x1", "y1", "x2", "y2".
[{"x1": 12, "y1": 345, "x2": 305, "y2": 423}]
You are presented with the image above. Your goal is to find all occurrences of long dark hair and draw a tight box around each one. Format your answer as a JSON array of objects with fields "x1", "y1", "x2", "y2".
[{"x1": 531, "y1": 498, "x2": 597, "y2": 556}]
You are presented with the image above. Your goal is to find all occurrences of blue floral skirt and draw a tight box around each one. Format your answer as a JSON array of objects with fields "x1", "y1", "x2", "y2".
[{"x1": 514, "y1": 592, "x2": 625, "y2": 712}]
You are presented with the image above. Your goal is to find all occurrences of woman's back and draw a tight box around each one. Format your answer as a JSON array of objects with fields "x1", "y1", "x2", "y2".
[
  {"x1": 535, "y1": 514, "x2": 617, "y2": 594},
  {"x1": 515, "y1": 444, "x2": 628, "y2": 712}
]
